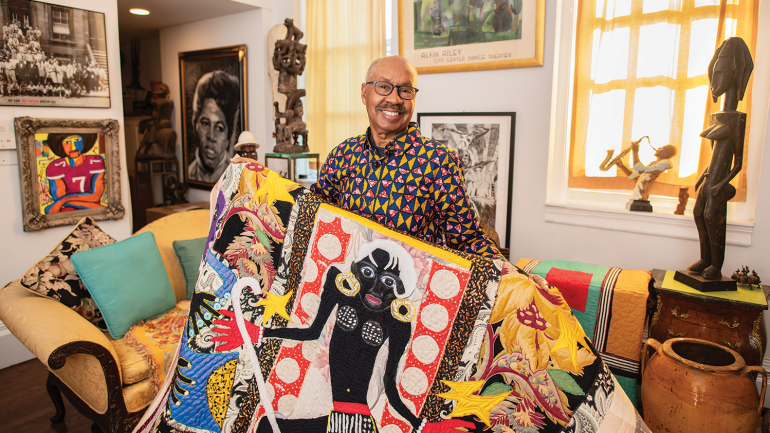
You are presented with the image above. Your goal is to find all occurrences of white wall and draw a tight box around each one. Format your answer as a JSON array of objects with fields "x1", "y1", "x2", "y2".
[
  {"x1": 0, "y1": 0, "x2": 129, "y2": 368},
  {"x1": 159, "y1": 1, "x2": 295, "y2": 203}
]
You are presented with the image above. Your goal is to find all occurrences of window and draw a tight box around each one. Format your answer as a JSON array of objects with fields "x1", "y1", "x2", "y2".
[
  {"x1": 546, "y1": 0, "x2": 767, "y2": 245},
  {"x1": 570, "y1": 0, "x2": 758, "y2": 201},
  {"x1": 51, "y1": 7, "x2": 71, "y2": 40}
]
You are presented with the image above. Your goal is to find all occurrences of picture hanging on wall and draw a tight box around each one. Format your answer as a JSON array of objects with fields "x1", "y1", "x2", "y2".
[
  {"x1": 15, "y1": 117, "x2": 124, "y2": 232},
  {"x1": 399, "y1": 0, "x2": 544, "y2": 74},
  {"x1": 417, "y1": 112, "x2": 515, "y2": 249},
  {"x1": 0, "y1": 1, "x2": 111, "y2": 108},
  {"x1": 179, "y1": 44, "x2": 247, "y2": 189}
]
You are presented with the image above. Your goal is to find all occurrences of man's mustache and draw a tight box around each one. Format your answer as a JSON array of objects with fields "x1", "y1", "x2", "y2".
[{"x1": 376, "y1": 103, "x2": 406, "y2": 114}]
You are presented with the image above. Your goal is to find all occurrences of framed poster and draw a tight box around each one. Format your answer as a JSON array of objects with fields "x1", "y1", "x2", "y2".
[
  {"x1": 417, "y1": 112, "x2": 515, "y2": 249},
  {"x1": 0, "y1": 1, "x2": 111, "y2": 108},
  {"x1": 15, "y1": 117, "x2": 124, "y2": 232},
  {"x1": 179, "y1": 45, "x2": 247, "y2": 189},
  {"x1": 399, "y1": 0, "x2": 544, "y2": 74}
]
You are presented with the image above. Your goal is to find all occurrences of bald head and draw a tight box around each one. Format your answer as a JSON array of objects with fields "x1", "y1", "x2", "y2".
[
  {"x1": 361, "y1": 56, "x2": 419, "y2": 148},
  {"x1": 365, "y1": 56, "x2": 417, "y2": 84}
]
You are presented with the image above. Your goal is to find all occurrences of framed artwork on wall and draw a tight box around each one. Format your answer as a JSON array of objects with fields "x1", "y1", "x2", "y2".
[
  {"x1": 0, "y1": 1, "x2": 111, "y2": 108},
  {"x1": 399, "y1": 0, "x2": 544, "y2": 74},
  {"x1": 417, "y1": 112, "x2": 515, "y2": 249},
  {"x1": 179, "y1": 45, "x2": 247, "y2": 189},
  {"x1": 15, "y1": 117, "x2": 124, "y2": 232}
]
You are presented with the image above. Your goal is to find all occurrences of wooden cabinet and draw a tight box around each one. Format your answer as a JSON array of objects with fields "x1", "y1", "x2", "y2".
[{"x1": 650, "y1": 269, "x2": 768, "y2": 366}]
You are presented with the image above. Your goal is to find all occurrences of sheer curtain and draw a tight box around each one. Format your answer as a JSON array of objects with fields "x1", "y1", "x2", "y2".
[
  {"x1": 306, "y1": 0, "x2": 386, "y2": 160},
  {"x1": 569, "y1": 0, "x2": 758, "y2": 201}
]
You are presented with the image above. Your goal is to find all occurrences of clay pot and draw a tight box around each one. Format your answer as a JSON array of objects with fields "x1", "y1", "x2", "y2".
[{"x1": 641, "y1": 337, "x2": 766, "y2": 433}]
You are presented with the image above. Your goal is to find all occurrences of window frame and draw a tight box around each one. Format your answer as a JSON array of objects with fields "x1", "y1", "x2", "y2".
[{"x1": 545, "y1": 0, "x2": 770, "y2": 247}]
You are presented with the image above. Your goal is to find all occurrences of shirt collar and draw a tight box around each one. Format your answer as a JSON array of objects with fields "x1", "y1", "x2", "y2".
[{"x1": 364, "y1": 122, "x2": 420, "y2": 157}]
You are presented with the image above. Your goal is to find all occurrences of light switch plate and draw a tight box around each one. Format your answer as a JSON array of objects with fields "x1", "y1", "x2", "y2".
[{"x1": 0, "y1": 118, "x2": 15, "y2": 149}]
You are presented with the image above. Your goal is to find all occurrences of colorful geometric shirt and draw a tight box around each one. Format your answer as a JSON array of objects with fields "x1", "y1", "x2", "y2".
[{"x1": 312, "y1": 123, "x2": 502, "y2": 259}]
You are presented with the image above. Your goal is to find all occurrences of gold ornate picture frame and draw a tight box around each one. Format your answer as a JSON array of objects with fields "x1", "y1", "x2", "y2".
[
  {"x1": 15, "y1": 117, "x2": 124, "y2": 232},
  {"x1": 399, "y1": 0, "x2": 544, "y2": 74}
]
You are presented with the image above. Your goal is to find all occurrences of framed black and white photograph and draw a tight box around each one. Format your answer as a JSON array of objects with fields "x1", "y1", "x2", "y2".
[
  {"x1": 179, "y1": 44, "x2": 247, "y2": 189},
  {"x1": 0, "y1": 1, "x2": 110, "y2": 108},
  {"x1": 417, "y1": 112, "x2": 515, "y2": 249}
]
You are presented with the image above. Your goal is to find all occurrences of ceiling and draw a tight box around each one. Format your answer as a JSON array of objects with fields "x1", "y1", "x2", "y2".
[{"x1": 116, "y1": 0, "x2": 261, "y2": 41}]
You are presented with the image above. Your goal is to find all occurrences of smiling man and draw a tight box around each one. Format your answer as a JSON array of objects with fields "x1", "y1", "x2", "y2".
[{"x1": 312, "y1": 55, "x2": 501, "y2": 259}]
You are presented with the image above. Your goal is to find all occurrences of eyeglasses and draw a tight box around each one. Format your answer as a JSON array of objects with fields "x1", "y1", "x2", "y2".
[{"x1": 365, "y1": 81, "x2": 419, "y2": 100}]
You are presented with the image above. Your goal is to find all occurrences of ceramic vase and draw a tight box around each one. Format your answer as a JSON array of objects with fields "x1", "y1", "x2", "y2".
[{"x1": 641, "y1": 337, "x2": 766, "y2": 433}]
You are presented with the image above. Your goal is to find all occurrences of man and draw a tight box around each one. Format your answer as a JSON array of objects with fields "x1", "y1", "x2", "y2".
[
  {"x1": 317, "y1": 56, "x2": 501, "y2": 259},
  {"x1": 616, "y1": 141, "x2": 677, "y2": 201}
]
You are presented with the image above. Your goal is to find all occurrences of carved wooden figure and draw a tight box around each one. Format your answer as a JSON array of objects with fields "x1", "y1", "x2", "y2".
[
  {"x1": 687, "y1": 37, "x2": 753, "y2": 282},
  {"x1": 270, "y1": 19, "x2": 309, "y2": 154},
  {"x1": 137, "y1": 83, "x2": 177, "y2": 159}
]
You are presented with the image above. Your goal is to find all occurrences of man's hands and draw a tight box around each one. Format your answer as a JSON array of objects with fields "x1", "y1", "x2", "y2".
[{"x1": 230, "y1": 156, "x2": 257, "y2": 165}]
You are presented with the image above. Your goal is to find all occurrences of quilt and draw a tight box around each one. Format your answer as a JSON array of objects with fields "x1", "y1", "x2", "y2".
[
  {"x1": 516, "y1": 259, "x2": 651, "y2": 408},
  {"x1": 133, "y1": 163, "x2": 648, "y2": 433}
]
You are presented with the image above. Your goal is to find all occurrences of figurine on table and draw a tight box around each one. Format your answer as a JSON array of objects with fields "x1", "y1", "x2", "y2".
[
  {"x1": 687, "y1": 37, "x2": 753, "y2": 281},
  {"x1": 137, "y1": 82, "x2": 177, "y2": 159},
  {"x1": 615, "y1": 138, "x2": 677, "y2": 211}
]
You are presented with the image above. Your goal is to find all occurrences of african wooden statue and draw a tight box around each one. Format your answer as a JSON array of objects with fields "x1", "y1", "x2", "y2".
[
  {"x1": 270, "y1": 18, "x2": 309, "y2": 154},
  {"x1": 687, "y1": 37, "x2": 753, "y2": 281},
  {"x1": 137, "y1": 82, "x2": 177, "y2": 159}
]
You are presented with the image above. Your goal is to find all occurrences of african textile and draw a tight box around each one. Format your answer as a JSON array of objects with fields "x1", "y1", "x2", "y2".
[
  {"x1": 312, "y1": 122, "x2": 501, "y2": 259},
  {"x1": 123, "y1": 301, "x2": 191, "y2": 393},
  {"x1": 473, "y1": 270, "x2": 650, "y2": 433},
  {"x1": 516, "y1": 259, "x2": 651, "y2": 408},
  {"x1": 19, "y1": 216, "x2": 115, "y2": 330}
]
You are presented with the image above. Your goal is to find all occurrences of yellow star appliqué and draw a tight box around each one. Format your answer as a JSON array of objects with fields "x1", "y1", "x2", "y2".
[
  {"x1": 437, "y1": 380, "x2": 511, "y2": 427},
  {"x1": 550, "y1": 307, "x2": 591, "y2": 369},
  {"x1": 253, "y1": 171, "x2": 297, "y2": 205},
  {"x1": 256, "y1": 291, "x2": 293, "y2": 326}
]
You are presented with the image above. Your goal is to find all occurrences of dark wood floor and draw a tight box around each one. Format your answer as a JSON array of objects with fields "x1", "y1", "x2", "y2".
[{"x1": 0, "y1": 360, "x2": 93, "y2": 433}]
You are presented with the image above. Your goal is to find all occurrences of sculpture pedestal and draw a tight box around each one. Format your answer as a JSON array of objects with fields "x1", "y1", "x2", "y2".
[
  {"x1": 674, "y1": 269, "x2": 737, "y2": 292},
  {"x1": 626, "y1": 199, "x2": 652, "y2": 212}
]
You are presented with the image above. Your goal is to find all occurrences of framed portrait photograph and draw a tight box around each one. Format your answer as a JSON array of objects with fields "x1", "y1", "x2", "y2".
[
  {"x1": 179, "y1": 45, "x2": 247, "y2": 189},
  {"x1": 15, "y1": 117, "x2": 124, "y2": 232},
  {"x1": 399, "y1": 0, "x2": 544, "y2": 74},
  {"x1": 0, "y1": 1, "x2": 110, "y2": 108},
  {"x1": 417, "y1": 112, "x2": 515, "y2": 249}
]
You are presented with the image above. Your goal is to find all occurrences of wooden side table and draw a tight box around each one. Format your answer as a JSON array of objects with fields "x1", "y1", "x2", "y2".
[{"x1": 650, "y1": 269, "x2": 768, "y2": 365}]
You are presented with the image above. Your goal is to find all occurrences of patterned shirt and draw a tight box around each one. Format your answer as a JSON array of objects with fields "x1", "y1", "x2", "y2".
[{"x1": 312, "y1": 123, "x2": 502, "y2": 259}]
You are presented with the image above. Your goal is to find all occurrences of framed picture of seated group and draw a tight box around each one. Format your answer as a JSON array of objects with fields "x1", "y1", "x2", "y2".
[
  {"x1": 399, "y1": 0, "x2": 544, "y2": 74},
  {"x1": 417, "y1": 111, "x2": 515, "y2": 250},
  {"x1": 15, "y1": 117, "x2": 124, "y2": 232}
]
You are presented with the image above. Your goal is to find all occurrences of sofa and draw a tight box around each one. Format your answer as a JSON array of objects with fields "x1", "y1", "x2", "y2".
[{"x1": 0, "y1": 209, "x2": 210, "y2": 433}]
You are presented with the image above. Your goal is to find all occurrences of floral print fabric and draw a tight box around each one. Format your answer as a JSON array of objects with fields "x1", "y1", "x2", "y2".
[{"x1": 20, "y1": 216, "x2": 115, "y2": 329}]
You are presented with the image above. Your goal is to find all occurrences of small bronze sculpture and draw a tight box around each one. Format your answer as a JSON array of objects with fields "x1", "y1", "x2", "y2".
[
  {"x1": 674, "y1": 186, "x2": 689, "y2": 215},
  {"x1": 612, "y1": 136, "x2": 677, "y2": 212},
  {"x1": 137, "y1": 83, "x2": 177, "y2": 159},
  {"x1": 163, "y1": 176, "x2": 189, "y2": 206},
  {"x1": 271, "y1": 19, "x2": 309, "y2": 154},
  {"x1": 676, "y1": 37, "x2": 753, "y2": 291},
  {"x1": 731, "y1": 266, "x2": 762, "y2": 289}
]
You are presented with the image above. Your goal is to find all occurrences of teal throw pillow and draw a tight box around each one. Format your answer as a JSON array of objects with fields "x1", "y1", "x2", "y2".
[
  {"x1": 173, "y1": 237, "x2": 207, "y2": 300},
  {"x1": 71, "y1": 231, "x2": 176, "y2": 339}
]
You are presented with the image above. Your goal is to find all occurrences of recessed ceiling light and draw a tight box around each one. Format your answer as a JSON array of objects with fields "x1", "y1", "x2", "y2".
[{"x1": 129, "y1": 8, "x2": 149, "y2": 15}]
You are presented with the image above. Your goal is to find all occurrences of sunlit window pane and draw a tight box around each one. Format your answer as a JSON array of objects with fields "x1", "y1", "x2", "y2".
[
  {"x1": 637, "y1": 23, "x2": 680, "y2": 78},
  {"x1": 596, "y1": 0, "x2": 606, "y2": 18},
  {"x1": 725, "y1": 18, "x2": 738, "y2": 38},
  {"x1": 643, "y1": 0, "x2": 679, "y2": 13},
  {"x1": 694, "y1": 0, "x2": 719, "y2": 6},
  {"x1": 687, "y1": 19, "x2": 718, "y2": 78},
  {"x1": 602, "y1": 0, "x2": 632, "y2": 20},
  {"x1": 631, "y1": 86, "x2": 675, "y2": 164},
  {"x1": 679, "y1": 86, "x2": 709, "y2": 177},
  {"x1": 593, "y1": 28, "x2": 630, "y2": 84},
  {"x1": 585, "y1": 90, "x2": 626, "y2": 177}
]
